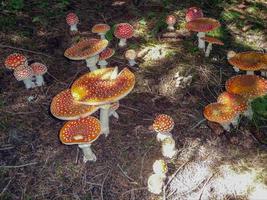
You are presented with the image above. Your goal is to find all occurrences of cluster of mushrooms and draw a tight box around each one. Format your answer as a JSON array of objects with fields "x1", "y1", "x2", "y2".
[{"x1": 4, "y1": 53, "x2": 47, "y2": 89}]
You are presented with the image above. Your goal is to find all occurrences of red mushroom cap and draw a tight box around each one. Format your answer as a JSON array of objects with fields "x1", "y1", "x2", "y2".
[
  {"x1": 30, "y1": 62, "x2": 47, "y2": 76},
  {"x1": 114, "y1": 23, "x2": 134, "y2": 39},
  {"x1": 186, "y1": 17, "x2": 221, "y2": 32},
  {"x1": 152, "y1": 114, "x2": 174, "y2": 133},
  {"x1": 99, "y1": 48, "x2": 115, "y2": 60},
  {"x1": 13, "y1": 65, "x2": 33, "y2": 81},
  {"x1": 92, "y1": 23, "x2": 110, "y2": 34},
  {"x1": 50, "y1": 89, "x2": 99, "y2": 120},
  {"x1": 185, "y1": 7, "x2": 204, "y2": 22},
  {"x1": 166, "y1": 15, "x2": 176, "y2": 25},
  {"x1": 66, "y1": 12, "x2": 79, "y2": 26},
  {"x1": 201, "y1": 36, "x2": 224, "y2": 45},
  {"x1": 59, "y1": 116, "x2": 101, "y2": 145},
  {"x1": 5, "y1": 53, "x2": 27, "y2": 70}
]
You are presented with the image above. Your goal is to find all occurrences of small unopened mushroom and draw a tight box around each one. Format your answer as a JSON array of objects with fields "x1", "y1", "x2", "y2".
[
  {"x1": 114, "y1": 23, "x2": 134, "y2": 47},
  {"x1": 13, "y1": 65, "x2": 34, "y2": 89},
  {"x1": 152, "y1": 159, "x2": 168, "y2": 177},
  {"x1": 161, "y1": 137, "x2": 178, "y2": 159},
  {"x1": 201, "y1": 36, "x2": 224, "y2": 57},
  {"x1": 186, "y1": 17, "x2": 221, "y2": 50},
  {"x1": 66, "y1": 12, "x2": 79, "y2": 32},
  {"x1": 5, "y1": 53, "x2": 27, "y2": 70},
  {"x1": 165, "y1": 15, "x2": 176, "y2": 31},
  {"x1": 152, "y1": 114, "x2": 174, "y2": 141},
  {"x1": 59, "y1": 116, "x2": 101, "y2": 162},
  {"x1": 92, "y1": 23, "x2": 110, "y2": 39},
  {"x1": 185, "y1": 7, "x2": 203, "y2": 22},
  {"x1": 30, "y1": 62, "x2": 47, "y2": 86},
  {"x1": 125, "y1": 49, "x2": 137, "y2": 66},
  {"x1": 147, "y1": 174, "x2": 165, "y2": 194},
  {"x1": 98, "y1": 48, "x2": 115, "y2": 68}
]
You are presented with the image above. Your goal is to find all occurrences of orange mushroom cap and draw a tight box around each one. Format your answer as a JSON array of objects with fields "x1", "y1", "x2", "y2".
[
  {"x1": 217, "y1": 92, "x2": 248, "y2": 112},
  {"x1": 225, "y1": 75, "x2": 267, "y2": 100},
  {"x1": 152, "y1": 114, "x2": 174, "y2": 133},
  {"x1": 50, "y1": 89, "x2": 99, "y2": 120},
  {"x1": 64, "y1": 38, "x2": 108, "y2": 60},
  {"x1": 201, "y1": 36, "x2": 224, "y2": 45},
  {"x1": 228, "y1": 52, "x2": 267, "y2": 71},
  {"x1": 186, "y1": 17, "x2": 221, "y2": 32},
  {"x1": 5, "y1": 53, "x2": 27, "y2": 70},
  {"x1": 59, "y1": 116, "x2": 101, "y2": 145},
  {"x1": 71, "y1": 67, "x2": 135, "y2": 105},
  {"x1": 92, "y1": 23, "x2": 110, "y2": 34},
  {"x1": 203, "y1": 103, "x2": 238, "y2": 123},
  {"x1": 99, "y1": 48, "x2": 115, "y2": 60}
]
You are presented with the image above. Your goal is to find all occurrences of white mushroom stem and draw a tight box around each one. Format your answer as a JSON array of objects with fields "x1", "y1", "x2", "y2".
[
  {"x1": 109, "y1": 110, "x2": 119, "y2": 119},
  {"x1": 233, "y1": 67, "x2": 240, "y2": 72},
  {"x1": 231, "y1": 115, "x2": 240, "y2": 127},
  {"x1": 99, "y1": 33, "x2": 106, "y2": 40},
  {"x1": 220, "y1": 123, "x2": 231, "y2": 131},
  {"x1": 100, "y1": 105, "x2": 111, "y2": 137},
  {"x1": 161, "y1": 137, "x2": 178, "y2": 159},
  {"x1": 78, "y1": 144, "x2": 96, "y2": 162},
  {"x1": 197, "y1": 32, "x2": 205, "y2": 50},
  {"x1": 35, "y1": 75, "x2": 45, "y2": 86},
  {"x1": 86, "y1": 55, "x2": 99, "y2": 71},
  {"x1": 205, "y1": 43, "x2": 213, "y2": 57},
  {"x1": 157, "y1": 132, "x2": 172, "y2": 142},
  {"x1": 98, "y1": 60, "x2": 108, "y2": 68},
  {"x1": 243, "y1": 103, "x2": 253, "y2": 120},
  {"x1": 127, "y1": 59, "x2": 137, "y2": 66},
  {"x1": 23, "y1": 78, "x2": 35, "y2": 89},
  {"x1": 167, "y1": 24, "x2": 175, "y2": 31},
  {"x1": 118, "y1": 38, "x2": 127, "y2": 47},
  {"x1": 147, "y1": 174, "x2": 166, "y2": 194},
  {"x1": 246, "y1": 71, "x2": 254, "y2": 75},
  {"x1": 110, "y1": 67, "x2": 118, "y2": 79},
  {"x1": 261, "y1": 71, "x2": 267, "y2": 77},
  {"x1": 70, "y1": 24, "x2": 78, "y2": 32}
]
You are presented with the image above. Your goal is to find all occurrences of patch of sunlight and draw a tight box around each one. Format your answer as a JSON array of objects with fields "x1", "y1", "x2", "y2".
[
  {"x1": 206, "y1": 27, "x2": 226, "y2": 39},
  {"x1": 7, "y1": 34, "x2": 29, "y2": 44},
  {"x1": 133, "y1": 18, "x2": 150, "y2": 39},
  {"x1": 111, "y1": 1, "x2": 126, "y2": 6}
]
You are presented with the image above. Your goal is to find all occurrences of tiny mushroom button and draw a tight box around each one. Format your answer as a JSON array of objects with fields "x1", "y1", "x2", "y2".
[
  {"x1": 5, "y1": 53, "x2": 27, "y2": 70},
  {"x1": 185, "y1": 7, "x2": 204, "y2": 22},
  {"x1": 114, "y1": 23, "x2": 134, "y2": 47},
  {"x1": 152, "y1": 114, "x2": 174, "y2": 141},
  {"x1": 66, "y1": 12, "x2": 79, "y2": 32},
  {"x1": 59, "y1": 116, "x2": 101, "y2": 162},
  {"x1": 165, "y1": 15, "x2": 176, "y2": 31}
]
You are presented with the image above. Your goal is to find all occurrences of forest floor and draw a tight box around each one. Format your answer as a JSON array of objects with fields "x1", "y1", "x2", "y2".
[{"x1": 0, "y1": 0, "x2": 267, "y2": 200}]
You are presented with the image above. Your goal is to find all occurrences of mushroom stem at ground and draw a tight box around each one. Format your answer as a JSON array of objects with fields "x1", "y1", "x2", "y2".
[
  {"x1": 246, "y1": 71, "x2": 254, "y2": 75},
  {"x1": 78, "y1": 144, "x2": 97, "y2": 162},
  {"x1": 100, "y1": 105, "x2": 111, "y2": 137},
  {"x1": 98, "y1": 60, "x2": 108, "y2": 68},
  {"x1": 86, "y1": 55, "x2": 99, "y2": 71},
  {"x1": 147, "y1": 174, "x2": 166, "y2": 194},
  {"x1": 118, "y1": 38, "x2": 127, "y2": 47},
  {"x1": 70, "y1": 24, "x2": 78, "y2": 32},
  {"x1": 23, "y1": 78, "x2": 35, "y2": 89},
  {"x1": 205, "y1": 43, "x2": 213, "y2": 57},
  {"x1": 162, "y1": 137, "x2": 178, "y2": 159},
  {"x1": 197, "y1": 32, "x2": 205, "y2": 50},
  {"x1": 35, "y1": 75, "x2": 45, "y2": 86}
]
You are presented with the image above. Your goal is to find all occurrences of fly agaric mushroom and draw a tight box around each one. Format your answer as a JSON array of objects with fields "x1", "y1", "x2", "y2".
[
  {"x1": 185, "y1": 7, "x2": 204, "y2": 22},
  {"x1": 203, "y1": 103, "x2": 239, "y2": 131},
  {"x1": 147, "y1": 174, "x2": 165, "y2": 194},
  {"x1": 71, "y1": 67, "x2": 135, "y2": 136},
  {"x1": 165, "y1": 15, "x2": 176, "y2": 31},
  {"x1": 30, "y1": 62, "x2": 47, "y2": 86},
  {"x1": 50, "y1": 89, "x2": 99, "y2": 120},
  {"x1": 228, "y1": 51, "x2": 267, "y2": 75},
  {"x1": 92, "y1": 23, "x2": 110, "y2": 39},
  {"x1": 60, "y1": 116, "x2": 101, "y2": 162},
  {"x1": 152, "y1": 159, "x2": 168, "y2": 177},
  {"x1": 114, "y1": 23, "x2": 134, "y2": 47},
  {"x1": 201, "y1": 36, "x2": 224, "y2": 57},
  {"x1": 161, "y1": 137, "x2": 178, "y2": 159},
  {"x1": 98, "y1": 48, "x2": 115, "y2": 68},
  {"x1": 64, "y1": 38, "x2": 108, "y2": 71},
  {"x1": 152, "y1": 114, "x2": 174, "y2": 141},
  {"x1": 186, "y1": 17, "x2": 221, "y2": 50},
  {"x1": 5, "y1": 53, "x2": 27, "y2": 70},
  {"x1": 13, "y1": 65, "x2": 34, "y2": 89},
  {"x1": 125, "y1": 49, "x2": 137, "y2": 66},
  {"x1": 66, "y1": 12, "x2": 79, "y2": 32}
]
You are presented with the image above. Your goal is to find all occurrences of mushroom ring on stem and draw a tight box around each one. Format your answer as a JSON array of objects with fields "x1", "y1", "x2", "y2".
[
  {"x1": 71, "y1": 67, "x2": 135, "y2": 136},
  {"x1": 186, "y1": 17, "x2": 221, "y2": 50},
  {"x1": 50, "y1": 89, "x2": 99, "y2": 120},
  {"x1": 114, "y1": 23, "x2": 134, "y2": 47},
  {"x1": 60, "y1": 116, "x2": 101, "y2": 162},
  {"x1": 152, "y1": 114, "x2": 174, "y2": 141},
  {"x1": 64, "y1": 38, "x2": 108, "y2": 71}
]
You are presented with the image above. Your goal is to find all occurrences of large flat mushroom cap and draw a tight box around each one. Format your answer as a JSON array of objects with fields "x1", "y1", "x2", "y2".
[
  {"x1": 186, "y1": 17, "x2": 221, "y2": 32},
  {"x1": 217, "y1": 92, "x2": 248, "y2": 112},
  {"x1": 50, "y1": 89, "x2": 99, "y2": 120},
  {"x1": 203, "y1": 103, "x2": 237, "y2": 123},
  {"x1": 71, "y1": 67, "x2": 135, "y2": 105},
  {"x1": 201, "y1": 36, "x2": 224, "y2": 45},
  {"x1": 228, "y1": 52, "x2": 267, "y2": 71},
  {"x1": 64, "y1": 39, "x2": 108, "y2": 60},
  {"x1": 225, "y1": 75, "x2": 267, "y2": 100},
  {"x1": 60, "y1": 116, "x2": 101, "y2": 145}
]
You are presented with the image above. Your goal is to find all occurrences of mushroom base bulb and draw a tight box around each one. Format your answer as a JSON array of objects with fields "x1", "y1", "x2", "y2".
[
  {"x1": 78, "y1": 144, "x2": 97, "y2": 162},
  {"x1": 156, "y1": 132, "x2": 172, "y2": 142},
  {"x1": 86, "y1": 55, "x2": 99, "y2": 71},
  {"x1": 167, "y1": 24, "x2": 175, "y2": 31},
  {"x1": 205, "y1": 43, "x2": 213, "y2": 57},
  {"x1": 118, "y1": 38, "x2": 127, "y2": 47},
  {"x1": 98, "y1": 60, "x2": 108, "y2": 68},
  {"x1": 35, "y1": 75, "x2": 45, "y2": 86},
  {"x1": 70, "y1": 24, "x2": 78, "y2": 32},
  {"x1": 147, "y1": 174, "x2": 165, "y2": 194},
  {"x1": 197, "y1": 32, "x2": 205, "y2": 50}
]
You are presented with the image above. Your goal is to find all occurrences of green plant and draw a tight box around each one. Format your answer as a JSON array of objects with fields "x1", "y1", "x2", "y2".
[
  {"x1": 252, "y1": 95, "x2": 267, "y2": 120},
  {"x1": 7, "y1": 0, "x2": 24, "y2": 11}
]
